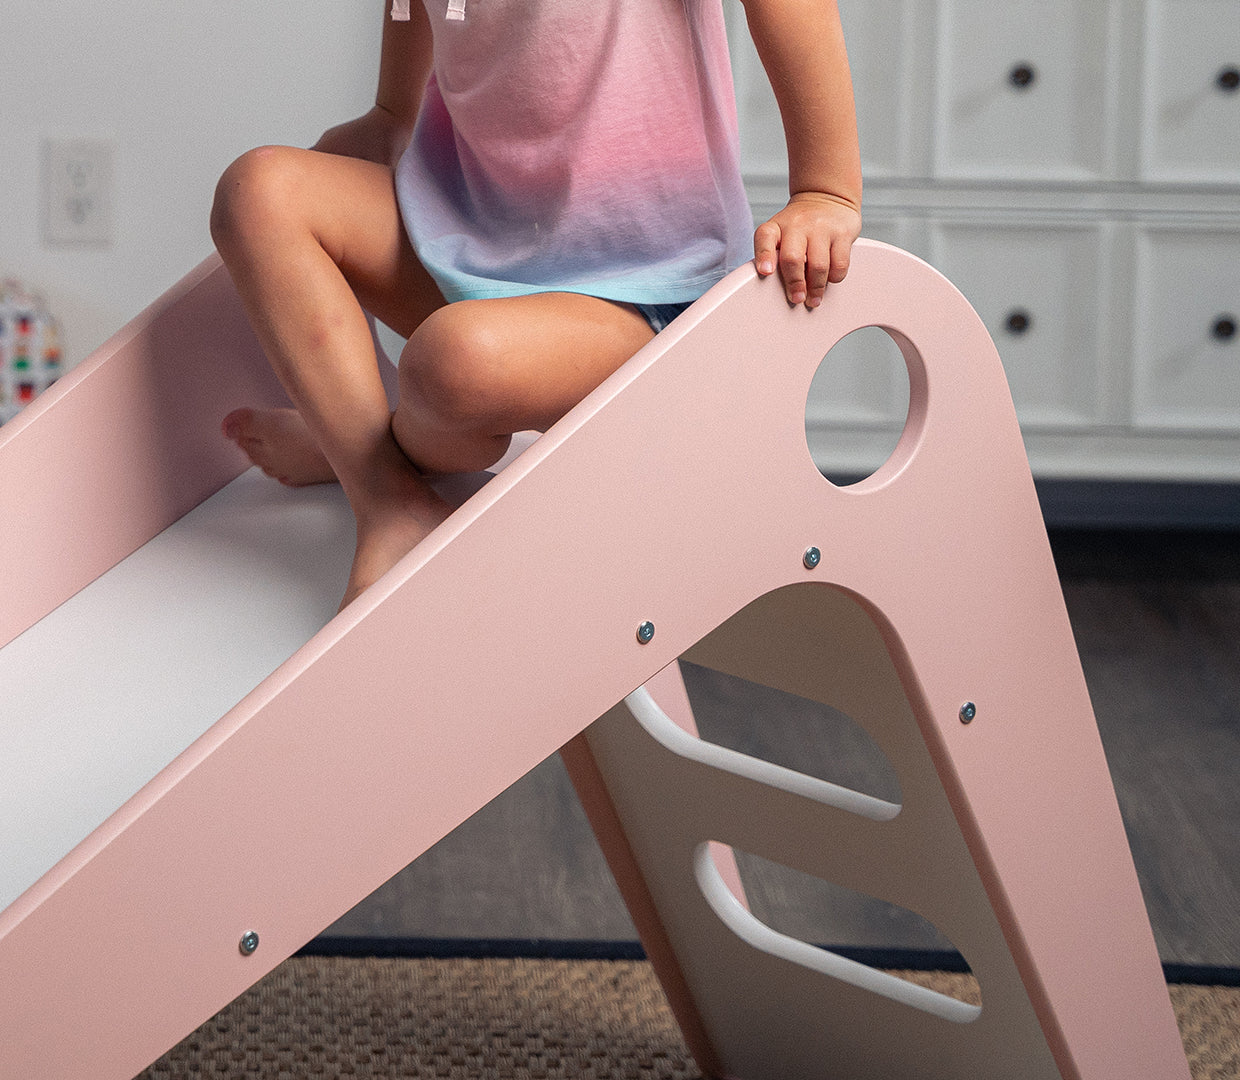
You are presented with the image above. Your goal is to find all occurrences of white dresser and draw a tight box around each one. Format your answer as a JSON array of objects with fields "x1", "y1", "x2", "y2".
[{"x1": 726, "y1": 0, "x2": 1240, "y2": 492}]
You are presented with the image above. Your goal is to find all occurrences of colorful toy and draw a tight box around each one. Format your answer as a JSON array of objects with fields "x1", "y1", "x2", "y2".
[{"x1": 0, "y1": 280, "x2": 62, "y2": 425}]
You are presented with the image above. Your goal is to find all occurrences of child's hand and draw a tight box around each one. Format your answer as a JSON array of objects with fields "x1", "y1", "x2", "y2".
[
  {"x1": 754, "y1": 192, "x2": 862, "y2": 309},
  {"x1": 313, "y1": 105, "x2": 413, "y2": 168}
]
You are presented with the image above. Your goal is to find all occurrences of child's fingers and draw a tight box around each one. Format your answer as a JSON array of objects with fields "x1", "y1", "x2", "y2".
[
  {"x1": 827, "y1": 234, "x2": 852, "y2": 284},
  {"x1": 753, "y1": 220, "x2": 781, "y2": 277},
  {"x1": 778, "y1": 234, "x2": 810, "y2": 306},
  {"x1": 754, "y1": 220, "x2": 813, "y2": 306},
  {"x1": 754, "y1": 202, "x2": 861, "y2": 307},
  {"x1": 804, "y1": 249, "x2": 832, "y2": 308}
]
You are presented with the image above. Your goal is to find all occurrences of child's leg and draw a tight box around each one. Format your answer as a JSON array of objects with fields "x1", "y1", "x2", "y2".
[
  {"x1": 390, "y1": 292, "x2": 656, "y2": 475},
  {"x1": 211, "y1": 145, "x2": 451, "y2": 609},
  {"x1": 226, "y1": 290, "x2": 656, "y2": 487},
  {"x1": 211, "y1": 146, "x2": 655, "y2": 607}
]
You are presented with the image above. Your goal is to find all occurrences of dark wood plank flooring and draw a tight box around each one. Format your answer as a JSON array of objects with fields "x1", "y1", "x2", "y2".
[{"x1": 323, "y1": 529, "x2": 1240, "y2": 969}]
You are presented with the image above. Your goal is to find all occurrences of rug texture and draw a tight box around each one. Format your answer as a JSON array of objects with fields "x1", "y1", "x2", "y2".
[{"x1": 137, "y1": 956, "x2": 1239, "y2": 1079}]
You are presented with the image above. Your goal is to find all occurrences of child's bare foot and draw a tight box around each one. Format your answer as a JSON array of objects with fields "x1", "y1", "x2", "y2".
[
  {"x1": 338, "y1": 447, "x2": 455, "y2": 611},
  {"x1": 341, "y1": 503, "x2": 448, "y2": 610},
  {"x1": 222, "y1": 407, "x2": 338, "y2": 486}
]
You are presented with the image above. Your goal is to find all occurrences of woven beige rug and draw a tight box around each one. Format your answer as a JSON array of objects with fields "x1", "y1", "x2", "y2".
[{"x1": 138, "y1": 956, "x2": 1238, "y2": 1079}]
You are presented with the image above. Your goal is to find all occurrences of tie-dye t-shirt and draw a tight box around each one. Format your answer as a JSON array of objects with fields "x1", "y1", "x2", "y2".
[{"x1": 392, "y1": 0, "x2": 754, "y2": 304}]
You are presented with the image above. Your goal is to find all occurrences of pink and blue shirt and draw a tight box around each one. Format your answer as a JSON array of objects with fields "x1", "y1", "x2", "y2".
[{"x1": 392, "y1": 0, "x2": 754, "y2": 305}]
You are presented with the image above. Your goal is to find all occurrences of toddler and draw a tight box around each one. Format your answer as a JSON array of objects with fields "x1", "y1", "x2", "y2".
[{"x1": 213, "y1": 0, "x2": 862, "y2": 610}]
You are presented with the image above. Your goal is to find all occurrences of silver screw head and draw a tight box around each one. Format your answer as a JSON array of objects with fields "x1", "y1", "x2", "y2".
[
  {"x1": 803, "y1": 547, "x2": 822, "y2": 570},
  {"x1": 959, "y1": 701, "x2": 977, "y2": 724},
  {"x1": 636, "y1": 621, "x2": 655, "y2": 644},
  {"x1": 239, "y1": 930, "x2": 260, "y2": 956}
]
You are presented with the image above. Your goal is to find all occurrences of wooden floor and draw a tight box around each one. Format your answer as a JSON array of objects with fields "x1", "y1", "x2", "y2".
[{"x1": 323, "y1": 529, "x2": 1240, "y2": 970}]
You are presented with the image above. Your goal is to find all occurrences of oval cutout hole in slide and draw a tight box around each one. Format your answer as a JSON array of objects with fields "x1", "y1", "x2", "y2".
[{"x1": 804, "y1": 326, "x2": 912, "y2": 486}]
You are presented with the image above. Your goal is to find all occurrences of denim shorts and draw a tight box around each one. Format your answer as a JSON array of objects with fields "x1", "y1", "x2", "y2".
[{"x1": 632, "y1": 300, "x2": 694, "y2": 334}]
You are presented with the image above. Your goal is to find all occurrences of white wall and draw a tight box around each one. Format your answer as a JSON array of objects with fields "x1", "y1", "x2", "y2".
[{"x1": 1, "y1": 1, "x2": 383, "y2": 371}]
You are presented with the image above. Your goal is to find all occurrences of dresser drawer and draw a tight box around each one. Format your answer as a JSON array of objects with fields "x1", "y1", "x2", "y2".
[
  {"x1": 838, "y1": 0, "x2": 921, "y2": 179},
  {"x1": 934, "y1": 0, "x2": 1118, "y2": 181},
  {"x1": 1141, "y1": 0, "x2": 1240, "y2": 183},
  {"x1": 928, "y1": 220, "x2": 1110, "y2": 427},
  {"x1": 1132, "y1": 225, "x2": 1240, "y2": 430},
  {"x1": 727, "y1": 0, "x2": 918, "y2": 181}
]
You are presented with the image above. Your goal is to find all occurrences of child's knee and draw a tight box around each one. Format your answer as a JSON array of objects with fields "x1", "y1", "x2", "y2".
[
  {"x1": 210, "y1": 146, "x2": 300, "y2": 253},
  {"x1": 398, "y1": 305, "x2": 509, "y2": 431}
]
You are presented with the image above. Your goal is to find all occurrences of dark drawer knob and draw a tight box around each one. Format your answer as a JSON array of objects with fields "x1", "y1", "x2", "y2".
[
  {"x1": 1009, "y1": 64, "x2": 1037, "y2": 89},
  {"x1": 1005, "y1": 309, "x2": 1033, "y2": 335},
  {"x1": 1218, "y1": 67, "x2": 1240, "y2": 92},
  {"x1": 1213, "y1": 316, "x2": 1237, "y2": 341}
]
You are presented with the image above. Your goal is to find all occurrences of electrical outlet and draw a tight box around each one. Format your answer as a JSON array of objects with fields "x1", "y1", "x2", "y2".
[{"x1": 42, "y1": 139, "x2": 114, "y2": 246}]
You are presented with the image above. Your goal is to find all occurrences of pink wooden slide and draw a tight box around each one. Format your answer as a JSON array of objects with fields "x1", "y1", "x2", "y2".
[{"x1": 0, "y1": 240, "x2": 1189, "y2": 1078}]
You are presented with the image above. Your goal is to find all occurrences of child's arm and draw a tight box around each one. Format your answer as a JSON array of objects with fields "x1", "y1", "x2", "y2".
[
  {"x1": 739, "y1": 0, "x2": 863, "y2": 308},
  {"x1": 314, "y1": 2, "x2": 436, "y2": 167}
]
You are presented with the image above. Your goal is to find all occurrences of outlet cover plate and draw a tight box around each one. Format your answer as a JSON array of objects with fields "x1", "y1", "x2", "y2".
[{"x1": 42, "y1": 138, "x2": 114, "y2": 247}]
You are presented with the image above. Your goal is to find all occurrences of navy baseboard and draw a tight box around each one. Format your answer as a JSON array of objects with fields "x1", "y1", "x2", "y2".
[
  {"x1": 299, "y1": 937, "x2": 1239, "y2": 986},
  {"x1": 821, "y1": 474, "x2": 1240, "y2": 530},
  {"x1": 1033, "y1": 479, "x2": 1240, "y2": 530}
]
